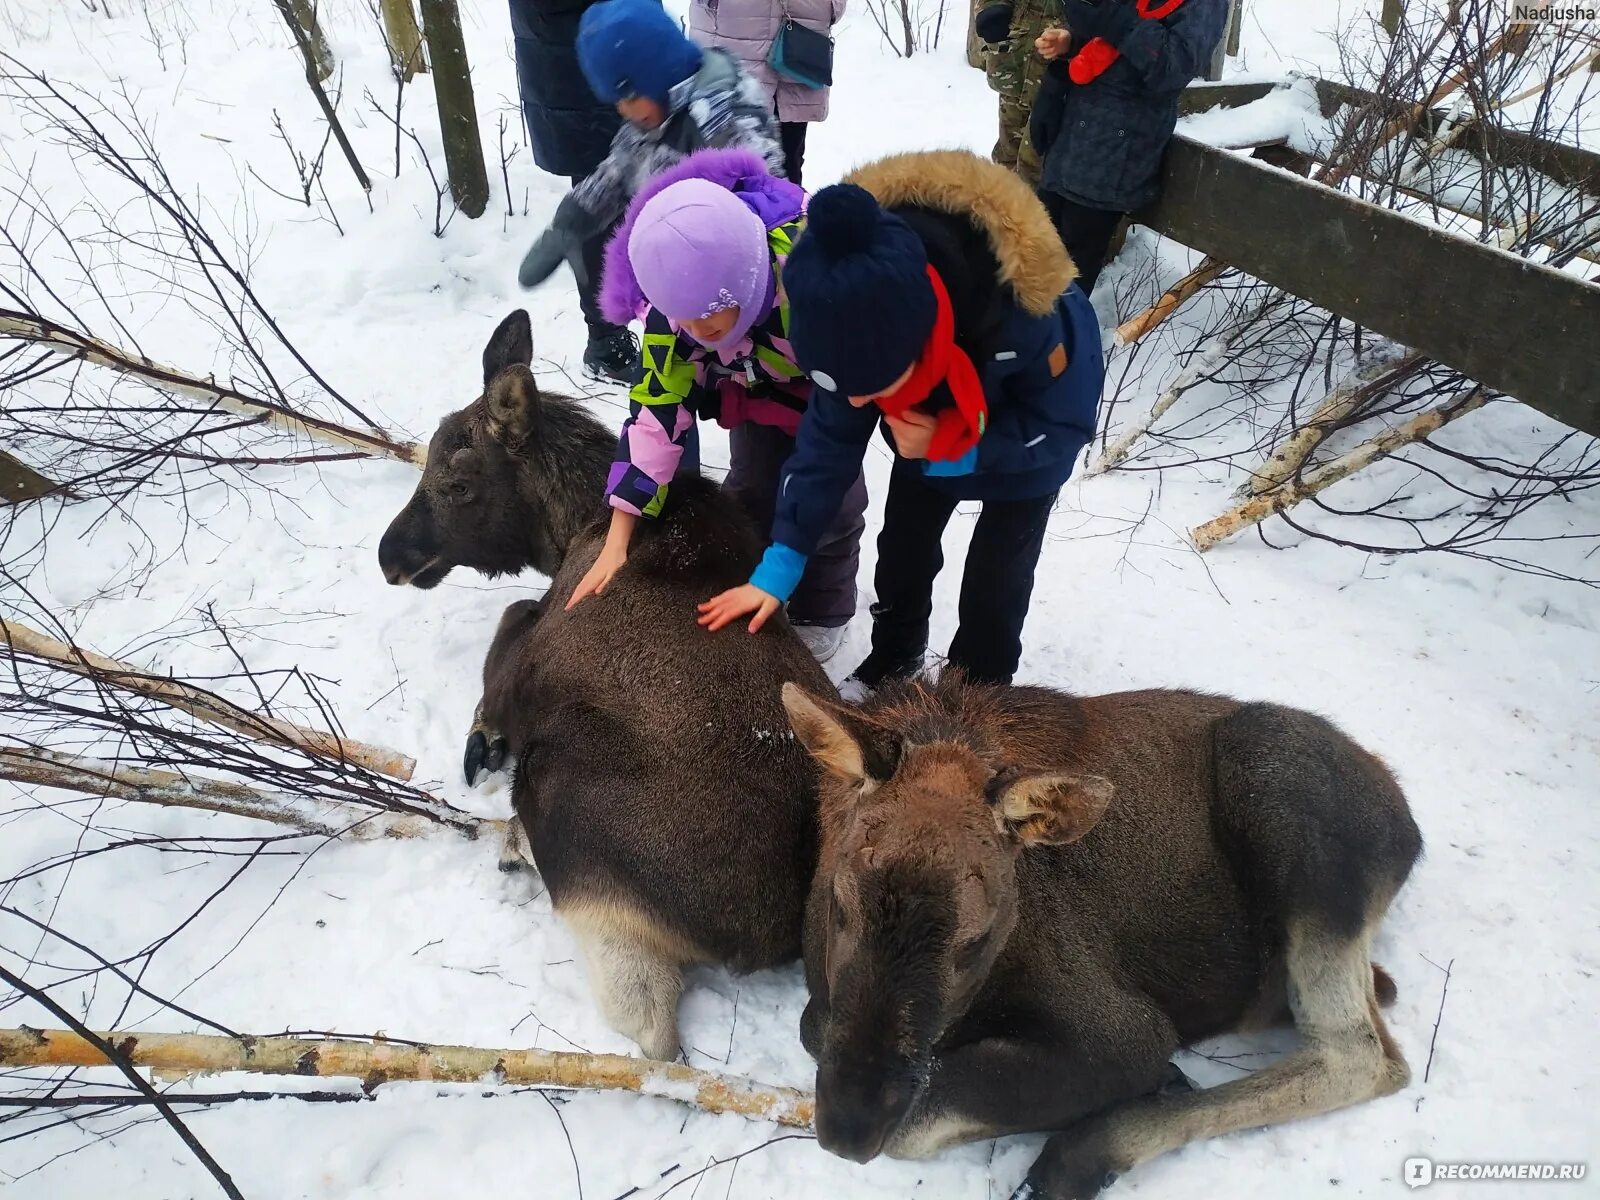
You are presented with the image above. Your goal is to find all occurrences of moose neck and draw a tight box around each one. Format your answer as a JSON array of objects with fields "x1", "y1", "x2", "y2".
[{"x1": 518, "y1": 400, "x2": 618, "y2": 577}]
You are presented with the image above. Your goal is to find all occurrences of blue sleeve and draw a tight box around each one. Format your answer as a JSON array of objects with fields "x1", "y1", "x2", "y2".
[
  {"x1": 1106, "y1": 0, "x2": 1228, "y2": 94},
  {"x1": 976, "y1": 290, "x2": 1104, "y2": 477},
  {"x1": 752, "y1": 388, "x2": 878, "y2": 600}
]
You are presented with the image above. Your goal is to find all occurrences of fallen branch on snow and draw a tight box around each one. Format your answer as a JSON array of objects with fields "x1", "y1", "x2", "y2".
[
  {"x1": 0, "y1": 1027, "x2": 817, "y2": 1130},
  {"x1": 0, "y1": 618, "x2": 416, "y2": 781},
  {"x1": 1190, "y1": 384, "x2": 1491, "y2": 550},
  {"x1": 1243, "y1": 346, "x2": 1425, "y2": 494},
  {"x1": 0, "y1": 747, "x2": 486, "y2": 840},
  {"x1": 0, "y1": 311, "x2": 423, "y2": 465}
]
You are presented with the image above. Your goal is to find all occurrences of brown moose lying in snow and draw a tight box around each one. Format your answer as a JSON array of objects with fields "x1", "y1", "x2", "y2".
[
  {"x1": 380, "y1": 311, "x2": 1421, "y2": 1198},
  {"x1": 379, "y1": 311, "x2": 830, "y2": 1059},
  {"x1": 780, "y1": 673, "x2": 1421, "y2": 1199}
]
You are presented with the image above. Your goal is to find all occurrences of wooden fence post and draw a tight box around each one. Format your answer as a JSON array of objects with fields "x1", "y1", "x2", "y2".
[
  {"x1": 418, "y1": 0, "x2": 489, "y2": 218},
  {"x1": 1381, "y1": 0, "x2": 1404, "y2": 38},
  {"x1": 0, "y1": 448, "x2": 60, "y2": 504},
  {"x1": 380, "y1": 0, "x2": 429, "y2": 80},
  {"x1": 1206, "y1": 0, "x2": 1240, "y2": 81}
]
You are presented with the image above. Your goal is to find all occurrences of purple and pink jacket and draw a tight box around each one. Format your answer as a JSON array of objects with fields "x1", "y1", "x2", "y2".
[{"x1": 598, "y1": 149, "x2": 811, "y2": 518}]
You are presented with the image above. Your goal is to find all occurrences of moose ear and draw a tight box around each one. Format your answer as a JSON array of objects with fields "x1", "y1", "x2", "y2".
[
  {"x1": 782, "y1": 683, "x2": 900, "y2": 788},
  {"x1": 482, "y1": 310, "x2": 534, "y2": 386},
  {"x1": 989, "y1": 771, "x2": 1113, "y2": 847},
  {"x1": 486, "y1": 368, "x2": 540, "y2": 446}
]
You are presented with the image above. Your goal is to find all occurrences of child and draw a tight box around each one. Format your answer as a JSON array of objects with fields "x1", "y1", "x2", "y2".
[
  {"x1": 517, "y1": 0, "x2": 785, "y2": 380},
  {"x1": 508, "y1": 0, "x2": 630, "y2": 382},
  {"x1": 698, "y1": 150, "x2": 1104, "y2": 692},
  {"x1": 978, "y1": 0, "x2": 1227, "y2": 295},
  {"x1": 565, "y1": 148, "x2": 866, "y2": 662}
]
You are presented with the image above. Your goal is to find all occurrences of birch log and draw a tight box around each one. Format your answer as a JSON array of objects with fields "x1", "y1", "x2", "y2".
[
  {"x1": 1191, "y1": 386, "x2": 1490, "y2": 550},
  {"x1": 1113, "y1": 257, "x2": 1228, "y2": 346},
  {"x1": 0, "y1": 619, "x2": 415, "y2": 781},
  {"x1": 1244, "y1": 347, "x2": 1424, "y2": 494},
  {"x1": 0, "y1": 312, "x2": 424, "y2": 465},
  {"x1": 0, "y1": 748, "x2": 483, "y2": 840},
  {"x1": 0, "y1": 1028, "x2": 817, "y2": 1130}
]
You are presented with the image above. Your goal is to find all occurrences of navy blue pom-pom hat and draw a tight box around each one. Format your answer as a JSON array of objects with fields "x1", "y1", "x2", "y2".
[
  {"x1": 577, "y1": 0, "x2": 703, "y2": 107},
  {"x1": 782, "y1": 184, "x2": 938, "y2": 398}
]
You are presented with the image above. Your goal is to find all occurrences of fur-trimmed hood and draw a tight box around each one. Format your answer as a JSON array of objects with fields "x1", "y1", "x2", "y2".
[
  {"x1": 599, "y1": 148, "x2": 806, "y2": 326},
  {"x1": 844, "y1": 150, "x2": 1076, "y2": 316}
]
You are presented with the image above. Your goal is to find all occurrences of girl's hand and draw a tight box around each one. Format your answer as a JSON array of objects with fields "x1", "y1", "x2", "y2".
[
  {"x1": 885, "y1": 409, "x2": 938, "y2": 459},
  {"x1": 698, "y1": 584, "x2": 781, "y2": 633},
  {"x1": 567, "y1": 543, "x2": 626, "y2": 609},
  {"x1": 567, "y1": 510, "x2": 637, "y2": 610},
  {"x1": 1035, "y1": 27, "x2": 1072, "y2": 60}
]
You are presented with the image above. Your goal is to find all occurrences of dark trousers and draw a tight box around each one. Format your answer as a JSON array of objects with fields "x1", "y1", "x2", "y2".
[
  {"x1": 1038, "y1": 191, "x2": 1123, "y2": 296},
  {"x1": 870, "y1": 458, "x2": 1056, "y2": 685},
  {"x1": 779, "y1": 122, "x2": 808, "y2": 187},
  {"x1": 570, "y1": 173, "x2": 623, "y2": 339},
  {"x1": 723, "y1": 421, "x2": 867, "y2": 629}
]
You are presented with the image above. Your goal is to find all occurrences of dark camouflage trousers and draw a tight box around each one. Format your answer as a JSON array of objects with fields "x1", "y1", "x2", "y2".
[{"x1": 980, "y1": 0, "x2": 1051, "y2": 187}]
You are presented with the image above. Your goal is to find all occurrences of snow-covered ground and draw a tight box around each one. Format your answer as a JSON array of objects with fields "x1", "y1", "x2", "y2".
[{"x1": 2, "y1": 1, "x2": 1597, "y2": 1197}]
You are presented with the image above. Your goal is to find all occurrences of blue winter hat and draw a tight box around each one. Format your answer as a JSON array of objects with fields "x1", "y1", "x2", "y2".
[
  {"x1": 578, "y1": 0, "x2": 703, "y2": 106},
  {"x1": 782, "y1": 184, "x2": 937, "y2": 397}
]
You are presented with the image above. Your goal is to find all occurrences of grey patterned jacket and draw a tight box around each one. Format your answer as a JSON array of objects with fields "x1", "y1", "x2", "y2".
[{"x1": 519, "y1": 48, "x2": 783, "y2": 290}]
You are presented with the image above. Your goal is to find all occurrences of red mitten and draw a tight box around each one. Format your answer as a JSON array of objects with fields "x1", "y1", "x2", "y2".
[{"x1": 1067, "y1": 36, "x2": 1121, "y2": 84}]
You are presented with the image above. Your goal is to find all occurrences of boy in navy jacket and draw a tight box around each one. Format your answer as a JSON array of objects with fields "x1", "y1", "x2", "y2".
[{"x1": 699, "y1": 150, "x2": 1103, "y2": 691}]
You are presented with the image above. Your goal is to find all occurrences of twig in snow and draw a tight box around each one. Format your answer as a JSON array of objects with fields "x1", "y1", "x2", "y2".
[{"x1": 1423, "y1": 955, "x2": 1453, "y2": 1083}]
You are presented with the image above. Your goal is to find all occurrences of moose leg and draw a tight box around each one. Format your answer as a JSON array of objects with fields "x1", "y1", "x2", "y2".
[
  {"x1": 886, "y1": 998, "x2": 1180, "y2": 1160},
  {"x1": 465, "y1": 597, "x2": 546, "y2": 785},
  {"x1": 560, "y1": 899, "x2": 690, "y2": 1063},
  {"x1": 1015, "y1": 920, "x2": 1409, "y2": 1200}
]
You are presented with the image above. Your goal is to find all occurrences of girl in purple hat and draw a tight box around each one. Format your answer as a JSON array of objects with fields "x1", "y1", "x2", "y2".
[{"x1": 564, "y1": 147, "x2": 866, "y2": 662}]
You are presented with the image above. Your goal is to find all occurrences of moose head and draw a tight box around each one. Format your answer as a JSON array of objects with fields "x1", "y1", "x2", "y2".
[
  {"x1": 782, "y1": 678, "x2": 1113, "y2": 1163},
  {"x1": 378, "y1": 310, "x2": 615, "y2": 588}
]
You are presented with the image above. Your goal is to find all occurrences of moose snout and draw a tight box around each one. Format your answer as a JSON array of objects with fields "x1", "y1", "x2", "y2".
[
  {"x1": 378, "y1": 508, "x2": 447, "y2": 588},
  {"x1": 815, "y1": 1061, "x2": 918, "y2": 1164}
]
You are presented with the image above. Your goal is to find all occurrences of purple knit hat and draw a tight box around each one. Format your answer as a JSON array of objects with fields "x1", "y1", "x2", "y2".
[{"x1": 626, "y1": 178, "x2": 773, "y2": 353}]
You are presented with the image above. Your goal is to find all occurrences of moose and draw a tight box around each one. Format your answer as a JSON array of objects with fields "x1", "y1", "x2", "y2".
[
  {"x1": 379, "y1": 310, "x2": 832, "y2": 1060},
  {"x1": 782, "y1": 672, "x2": 1422, "y2": 1199}
]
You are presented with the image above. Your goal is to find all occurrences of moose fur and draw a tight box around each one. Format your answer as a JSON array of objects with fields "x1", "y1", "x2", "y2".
[
  {"x1": 379, "y1": 311, "x2": 833, "y2": 1059},
  {"x1": 783, "y1": 672, "x2": 1422, "y2": 1200}
]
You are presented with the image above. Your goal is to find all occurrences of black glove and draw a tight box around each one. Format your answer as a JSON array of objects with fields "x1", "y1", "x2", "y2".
[
  {"x1": 1028, "y1": 60, "x2": 1070, "y2": 157},
  {"x1": 974, "y1": 1, "x2": 1014, "y2": 44},
  {"x1": 1061, "y1": 0, "x2": 1138, "y2": 41},
  {"x1": 517, "y1": 193, "x2": 599, "y2": 289},
  {"x1": 518, "y1": 225, "x2": 573, "y2": 289}
]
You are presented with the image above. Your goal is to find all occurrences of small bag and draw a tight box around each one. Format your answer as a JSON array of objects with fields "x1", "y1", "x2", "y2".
[{"x1": 769, "y1": 16, "x2": 834, "y2": 90}]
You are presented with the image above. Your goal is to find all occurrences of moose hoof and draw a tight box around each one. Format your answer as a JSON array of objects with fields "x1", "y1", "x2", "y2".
[
  {"x1": 1017, "y1": 1122, "x2": 1126, "y2": 1200},
  {"x1": 464, "y1": 730, "x2": 509, "y2": 786}
]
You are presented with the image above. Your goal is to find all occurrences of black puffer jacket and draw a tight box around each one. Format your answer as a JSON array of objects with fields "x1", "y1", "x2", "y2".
[
  {"x1": 509, "y1": 0, "x2": 620, "y2": 178},
  {"x1": 1036, "y1": 0, "x2": 1227, "y2": 212}
]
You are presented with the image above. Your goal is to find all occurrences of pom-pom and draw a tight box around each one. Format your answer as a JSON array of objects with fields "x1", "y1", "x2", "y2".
[{"x1": 804, "y1": 184, "x2": 883, "y2": 256}]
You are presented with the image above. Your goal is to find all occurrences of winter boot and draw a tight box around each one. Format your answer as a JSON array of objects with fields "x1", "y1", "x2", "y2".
[{"x1": 583, "y1": 327, "x2": 643, "y2": 385}]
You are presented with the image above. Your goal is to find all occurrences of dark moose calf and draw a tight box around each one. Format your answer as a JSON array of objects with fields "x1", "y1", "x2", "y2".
[
  {"x1": 379, "y1": 311, "x2": 832, "y2": 1059},
  {"x1": 783, "y1": 673, "x2": 1422, "y2": 1200}
]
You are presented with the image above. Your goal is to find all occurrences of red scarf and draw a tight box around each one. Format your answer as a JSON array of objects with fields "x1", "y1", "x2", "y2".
[
  {"x1": 873, "y1": 266, "x2": 988, "y2": 463},
  {"x1": 1068, "y1": 0, "x2": 1187, "y2": 85}
]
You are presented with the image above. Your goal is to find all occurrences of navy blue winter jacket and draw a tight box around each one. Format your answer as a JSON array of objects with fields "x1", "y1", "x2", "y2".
[
  {"x1": 1038, "y1": 0, "x2": 1229, "y2": 212},
  {"x1": 748, "y1": 157, "x2": 1105, "y2": 603}
]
